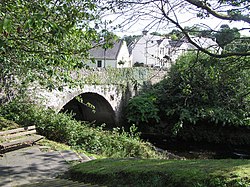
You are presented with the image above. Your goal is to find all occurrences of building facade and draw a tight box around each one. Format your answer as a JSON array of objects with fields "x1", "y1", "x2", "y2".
[
  {"x1": 129, "y1": 31, "x2": 220, "y2": 68},
  {"x1": 87, "y1": 40, "x2": 132, "y2": 68}
]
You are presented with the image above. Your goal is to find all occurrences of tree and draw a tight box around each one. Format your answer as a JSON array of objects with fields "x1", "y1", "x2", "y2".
[
  {"x1": 127, "y1": 52, "x2": 250, "y2": 136},
  {"x1": 0, "y1": 0, "x2": 114, "y2": 102},
  {"x1": 214, "y1": 24, "x2": 241, "y2": 48},
  {"x1": 104, "y1": 0, "x2": 250, "y2": 58},
  {"x1": 225, "y1": 37, "x2": 250, "y2": 53},
  {"x1": 123, "y1": 35, "x2": 141, "y2": 46},
  {"x1": 168, "y1": 29, "x2": 183, "y2": 40},
  {"x1": 150, "y1": 31, "x2": 162, "y2": 36},
  {"x1": 156, "y1": 53, "x2": 250, "y2": 131}
]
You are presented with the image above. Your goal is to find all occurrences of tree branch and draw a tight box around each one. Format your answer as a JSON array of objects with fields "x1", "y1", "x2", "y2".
[
  {"x1": 160, "y1": 2, "x2": 250, "y2": 58},
  {"x1": 184, "y1": 0, "x2": 250, "y2": 24}
]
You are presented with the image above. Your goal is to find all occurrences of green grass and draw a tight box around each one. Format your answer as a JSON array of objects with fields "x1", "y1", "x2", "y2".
[
  {"x1": 37, "y1": 139, "x2": 103, "y2": 159},
  {"x1": 37, "y1": 139, "x2": 73, "y2": 151},
  {"x1": 68, "y1": 158, "x2": 250, "y2": 187}
]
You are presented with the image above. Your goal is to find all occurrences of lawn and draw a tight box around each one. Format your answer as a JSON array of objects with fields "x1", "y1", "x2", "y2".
[{"x1": 68, "y1": 158, "x2": 250, "y2": 187}]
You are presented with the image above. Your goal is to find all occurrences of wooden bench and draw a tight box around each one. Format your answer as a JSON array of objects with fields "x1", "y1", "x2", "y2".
[{"x1": 0, "y1": 125, "x2": 44, "y2": 153}]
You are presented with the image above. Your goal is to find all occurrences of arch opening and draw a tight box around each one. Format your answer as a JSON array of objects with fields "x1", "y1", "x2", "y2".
[{"x1": 60, "y1": 92, "x2": 116, "y2": 127}]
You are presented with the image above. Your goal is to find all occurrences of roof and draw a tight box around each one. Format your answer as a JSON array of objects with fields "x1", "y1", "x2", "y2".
[
  {"x1": 169, "y1": 40, "x2": 184, "y2": 48},
  {"x1": 169, "y1": 36, "x2": 219, "y2": 50},
  {"x1": 157, "y1": 39, "x2": 163, "y2": 45},
  {"x1": 89, "y1": 40, "x2": 123, "y2": 60}
]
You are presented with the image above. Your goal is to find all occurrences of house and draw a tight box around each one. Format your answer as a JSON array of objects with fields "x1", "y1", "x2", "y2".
[
  {"x1": 129, "y1": 31, "x2": 166, "y2": 67},
  {"x1": 166, "y1": 36, "x2": 220, "y2": 62},
  {"x1": 129, "y1": 31, "x2": 220, "y2": 68},
  {"x1": 87, "y1": 39, "x2": 132, "y2": 68}
]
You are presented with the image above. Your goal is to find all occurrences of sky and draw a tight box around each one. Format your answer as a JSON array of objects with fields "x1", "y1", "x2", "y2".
[
  {"x1": 105, "y1": 14, "x2": 250, "y2": 37},
  {"x1": 99, "y1": 1, "x2": 250, "y2": 37}
]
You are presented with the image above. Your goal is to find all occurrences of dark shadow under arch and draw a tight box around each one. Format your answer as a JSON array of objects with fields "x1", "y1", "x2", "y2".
[{"x1": 60, "y1": 92, "x2": 115, "y2": 127}]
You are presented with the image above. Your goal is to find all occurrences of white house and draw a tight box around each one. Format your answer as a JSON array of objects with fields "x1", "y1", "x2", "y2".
[
  {"x1": 167, "y1": 36, "x2": 221, "y2": 62},
  {"x1": 130, "y1": 32, "x2": 165, "y2": 67},
  {"x1": 87, "y1": 39, "x2": 132, "y2": 68},
  {"x1": 129, "y1": 31, "x2": 220, "y2": 68}
]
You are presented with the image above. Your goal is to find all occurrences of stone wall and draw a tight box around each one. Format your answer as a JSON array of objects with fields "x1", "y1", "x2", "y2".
[{"x1": 6, "y1": 67, "x2": 167, "y2": 125}]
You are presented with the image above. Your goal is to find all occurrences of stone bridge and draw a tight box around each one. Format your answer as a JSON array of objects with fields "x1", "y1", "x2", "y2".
[{"x1": 29, "y1": 68, "x2": 167, "y2": 126}]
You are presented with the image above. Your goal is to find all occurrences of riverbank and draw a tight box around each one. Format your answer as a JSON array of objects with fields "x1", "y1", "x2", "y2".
[{"x1": 141, "y1": 133, "x2": 250, "y2": 159}]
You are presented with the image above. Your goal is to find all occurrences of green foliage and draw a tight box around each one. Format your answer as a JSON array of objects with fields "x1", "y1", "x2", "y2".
[
  {"x1": 214, "y1": 24, "x2": 241, "y2": 48},
  {"x1": 127, "y1": 52, "x2": 250, "y2": 142},
  {"x1": 38, "y1": 139, "x2": 78, "y2": 152},
  {"x1": 126, "y1": 93, "x2": 160, "y2": 125},
  {"x1": 69, "y1": 159, "x2": 250, "y2": 187},
  {"x1": 156, "y1": 52, "x2": 249, "y2": 134},
  {"x1": 150, "y1": 32, "x2": 162, "y2": 36},
  {"x1": 133, "y1": 62, "x2": 145, "y2": 67},
  {"x1": 168, "y1": 29, "x2": 183, "y2": 41},
  {"x1": 0, "y1": 98, "x2": 159, "y2": 158},
  {"x1": 123, "y1": 35, "x2": 141, "y2": 46},
  {"x1": 0, "y1": 116, "x2": 20, "y2": 131},
  {"x1": 0, "y1": 0, "x2": 116, "y2": 100},
  {"x1": 225, "y1": 37, "x2": 250, "y2": 53}
]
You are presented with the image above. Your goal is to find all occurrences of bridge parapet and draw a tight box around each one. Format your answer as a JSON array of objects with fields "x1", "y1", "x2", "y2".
[{"x1": 71, "y1": 67, "x2": 167, "y2": 86}]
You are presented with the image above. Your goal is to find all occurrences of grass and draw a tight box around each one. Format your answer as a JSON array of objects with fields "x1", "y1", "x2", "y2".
[
  {"x1": 68, "y1": 158, "x2": 250, "y2": 187},
  {"x1": 37, "y1": 139, "x2": 103, "y2": 159},
  {"x1": 37, "y1": 139, "x2": 73, "y2": 151}
]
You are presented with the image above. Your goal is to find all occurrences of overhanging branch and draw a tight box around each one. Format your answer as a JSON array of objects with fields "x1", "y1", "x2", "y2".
[
  {"x1": 184, "y1": 0, "x2": 250, "y2": 24},
  {"x1": 160, "y1": 1, "x2": 250, "y2": 58}
]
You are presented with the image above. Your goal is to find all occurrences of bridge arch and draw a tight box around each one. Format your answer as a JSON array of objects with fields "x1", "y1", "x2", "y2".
[
  {"x1": 60, "y1": 92, "x2": 116, "y2": 126},
  {"x1": 34, "y1": 85, "x2": 125, "y2": 125}
]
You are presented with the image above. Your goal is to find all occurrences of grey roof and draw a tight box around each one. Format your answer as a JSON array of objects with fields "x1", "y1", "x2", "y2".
[
  {"x1": 89, "y1": 40, "x2": 123, "y2": 60},
  {"x1": 157, "y1": 39, "x2": 163, "y2": 45},
  {"x1": 169, "y1": 40, "x2": 184, "y2": 47}
]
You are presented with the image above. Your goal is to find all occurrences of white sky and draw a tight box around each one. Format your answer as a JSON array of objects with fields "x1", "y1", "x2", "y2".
[
  {"x1": 99, "y1": 1, "x2": 250, "y2": 37},
  {"x1": 105, "y1": 14, "x2": 249, "y2": 37}
]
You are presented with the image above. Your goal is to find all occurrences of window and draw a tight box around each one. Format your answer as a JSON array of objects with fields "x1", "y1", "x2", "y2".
[
  {"x1": 97, "y1": 60, "x2": 102, "y2": 67},
  {"x1": 160, "y1": 47, "x2": 164, "y2": 55}
]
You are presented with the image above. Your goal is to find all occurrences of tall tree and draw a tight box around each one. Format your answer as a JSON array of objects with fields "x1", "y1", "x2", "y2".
[{"x1": 0, "y1": 0, "x2": 113, "y2": 102}]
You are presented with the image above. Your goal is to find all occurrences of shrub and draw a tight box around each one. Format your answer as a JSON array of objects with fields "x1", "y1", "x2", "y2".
[
  {"x1": 0, "y1": 98, "x2": 159, "y2": 158},
  {"x1": 126, "y1": 93, "x2": 160, "y2": 127},
  {"x1": 157, "y1": 53, "x2": 250, "y2": 134},
  {"x1": 125, "y1": 53, "x2": 250, "y2": 145},
  {"x1": 145, "y1": 53, "x2": 250, "y2": 135},
  {"x1": 0, "y1": 116, "x2": 20, "y2": 131}
]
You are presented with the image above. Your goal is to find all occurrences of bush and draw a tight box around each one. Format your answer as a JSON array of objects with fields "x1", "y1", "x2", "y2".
[
  {"x1": 125, "y1": 53, "x2": 250, "y2": 145},
  {"x1": 0, "y1": 98, "x2": 159, "y2": 158},
  {"x1": 0, "y1": 116, "x2": 20, "y2": 131},
  {"x1": 126, "y1": 93, "x2": 160, "y2": 132},
  {"x1": 157, "y1": 53, "x2": 250, "y2": 134}
]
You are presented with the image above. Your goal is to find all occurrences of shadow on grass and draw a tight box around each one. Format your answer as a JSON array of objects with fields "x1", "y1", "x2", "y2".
[{"x1": 67, "y1": 158, "x2": 250, "y2": 187}]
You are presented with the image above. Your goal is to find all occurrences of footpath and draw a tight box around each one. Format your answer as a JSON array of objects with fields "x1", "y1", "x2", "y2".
[{"x1": 0, "y1": 146, "x2": 98, "y2": 187}]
